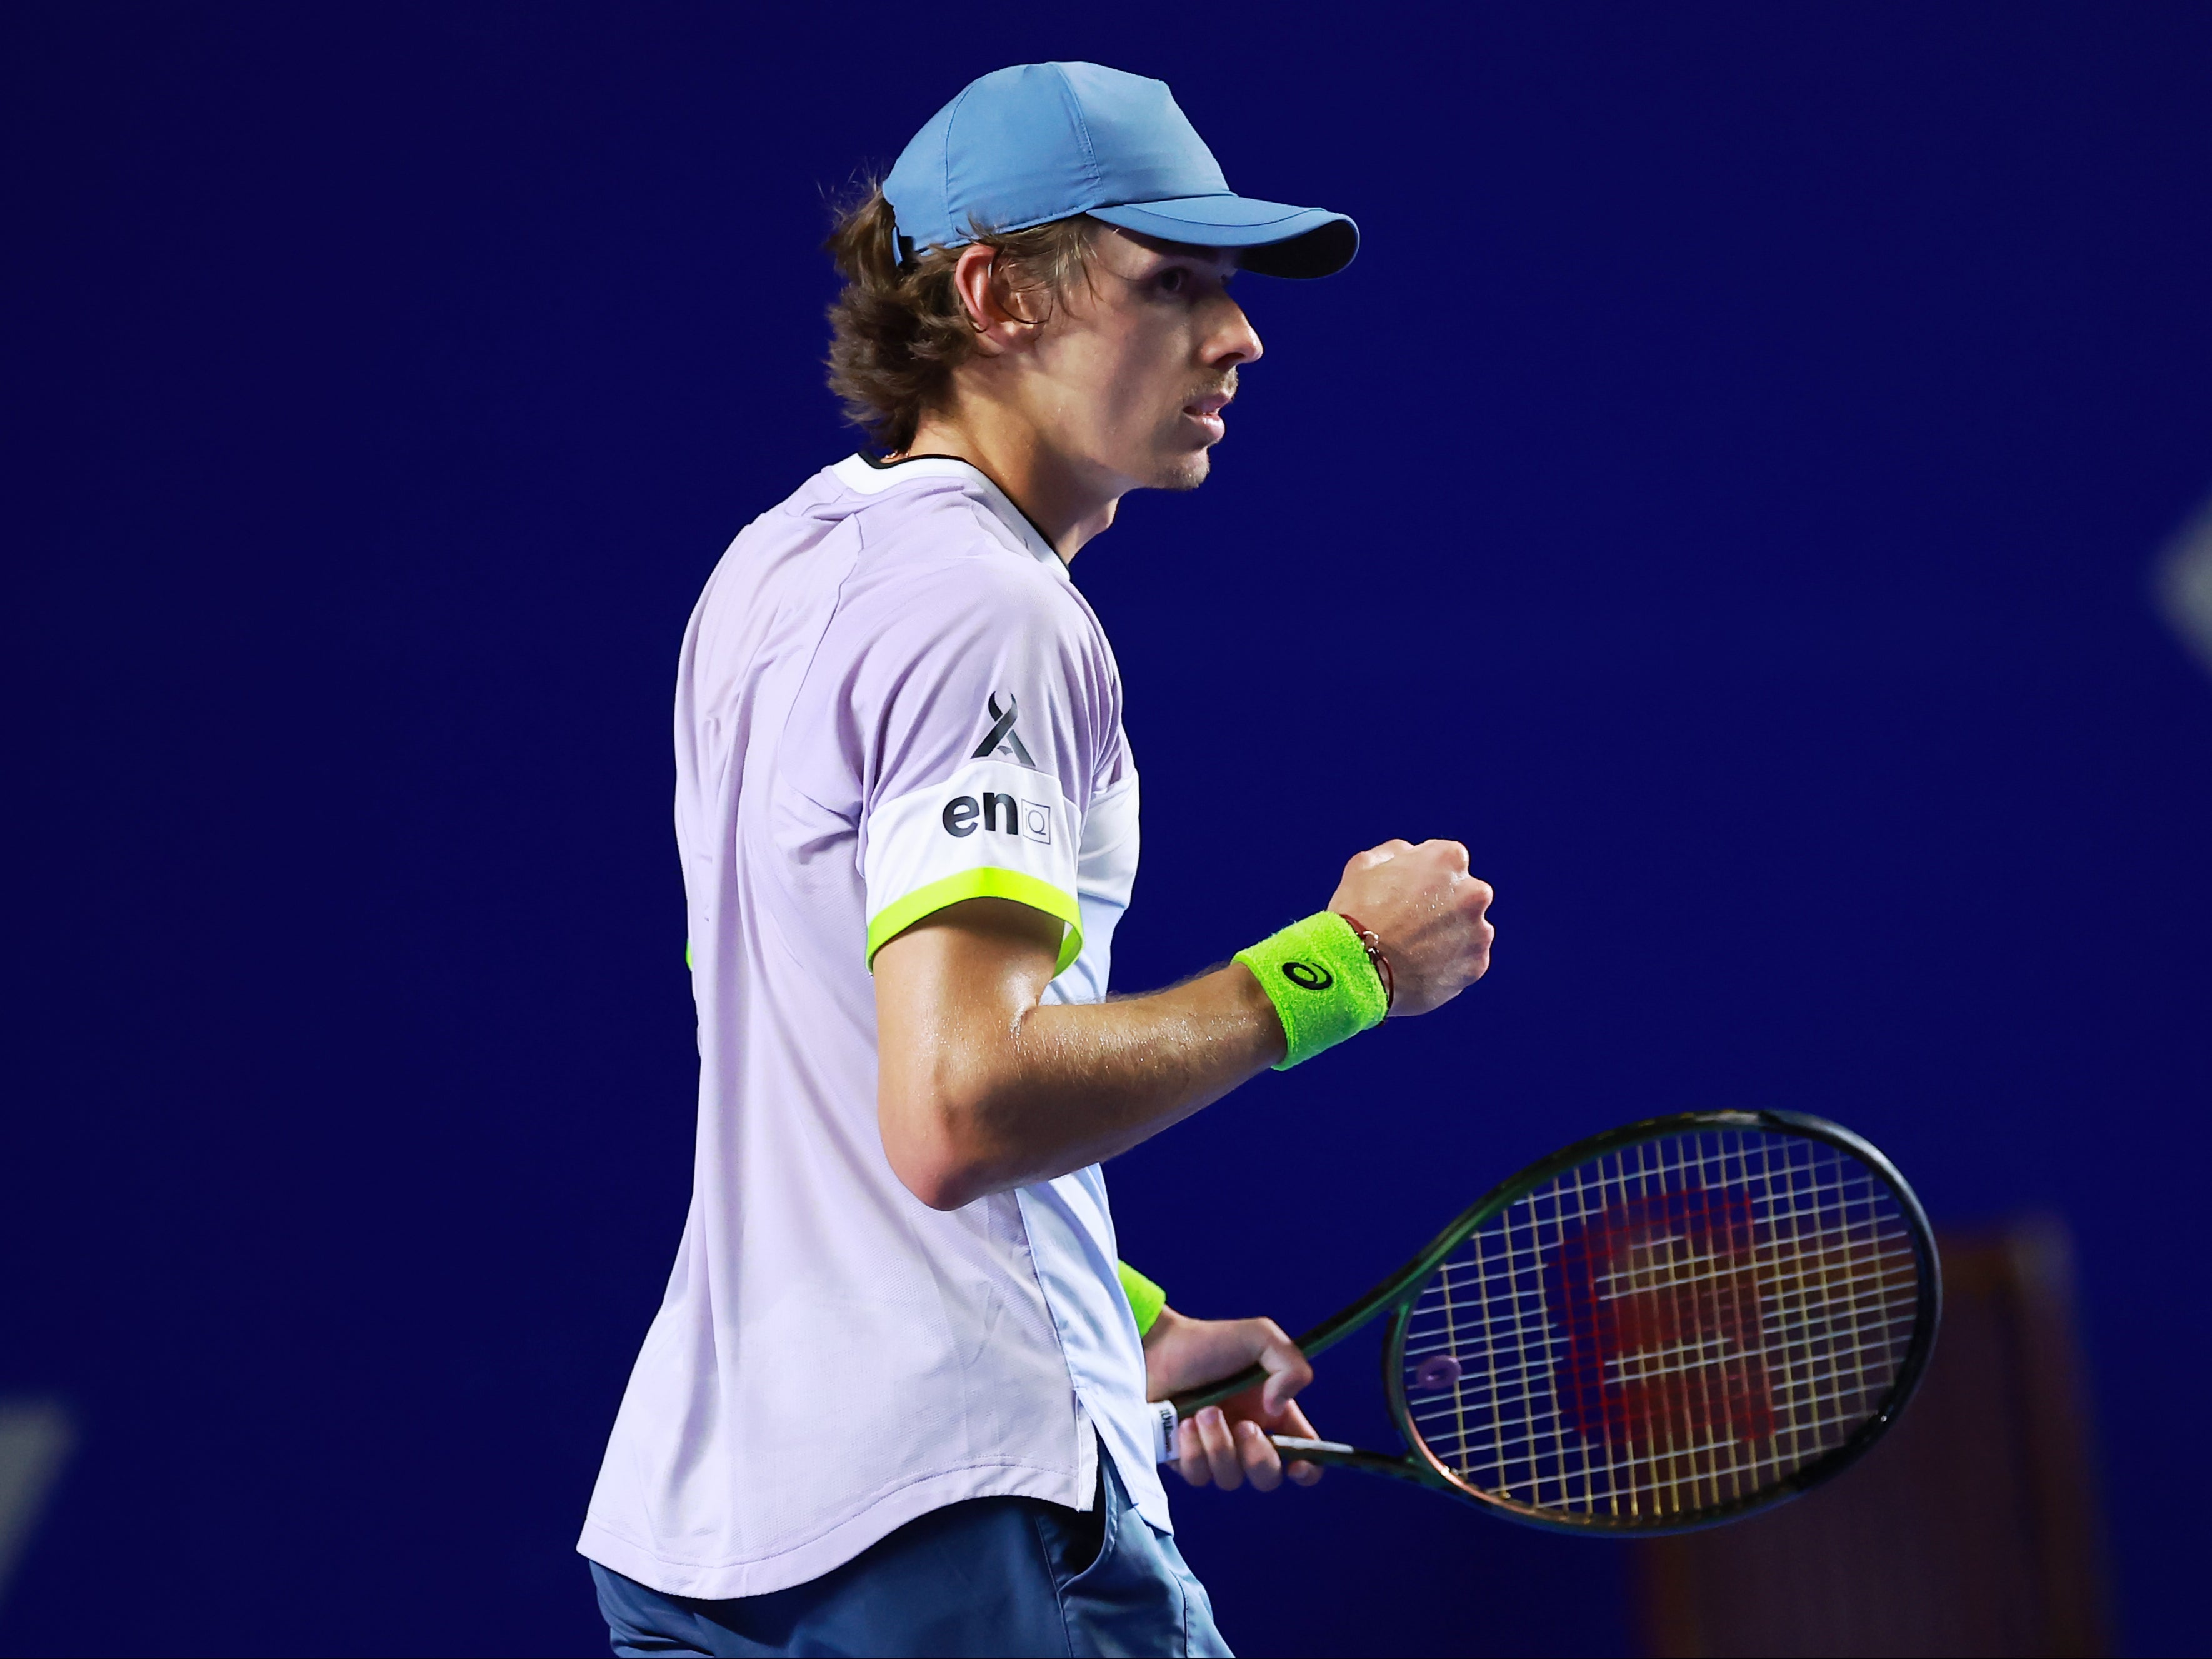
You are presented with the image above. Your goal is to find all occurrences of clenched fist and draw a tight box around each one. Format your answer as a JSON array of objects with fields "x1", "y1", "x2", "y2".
[{"x1": 1328, "y1": 839, "x2": 1494, "y2": 1017}]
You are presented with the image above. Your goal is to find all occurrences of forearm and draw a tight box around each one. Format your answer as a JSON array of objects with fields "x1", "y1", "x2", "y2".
[
  {"x1": 883, "y1": 957, "x2": 1283, "y2": 1208},
  {"x1": 876, "y1": 839, "x2": 1493, "y2": 1211},
  {"x1": 983, "y1": 965, "x2": 1284, "y2": 1187}
]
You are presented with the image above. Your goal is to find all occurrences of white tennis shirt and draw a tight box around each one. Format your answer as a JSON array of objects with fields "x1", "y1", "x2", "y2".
[{"x1": 577, "y1": 454, "x2": 1174, "y2": 1600}]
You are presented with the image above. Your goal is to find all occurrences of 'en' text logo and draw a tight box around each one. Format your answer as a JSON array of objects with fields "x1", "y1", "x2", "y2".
[{"x1": 942, "y1": 793, "x2": 1052, "y2": 844}]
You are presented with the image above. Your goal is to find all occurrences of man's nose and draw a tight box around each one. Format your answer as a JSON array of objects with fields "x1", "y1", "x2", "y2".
[{"x1": 1208, "y1": 298, "x2": 1263, "y2": 368}]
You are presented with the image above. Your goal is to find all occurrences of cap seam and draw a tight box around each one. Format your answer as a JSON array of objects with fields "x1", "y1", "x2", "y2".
[
  {"x1": 1049, "y1": 63, "x2": 1106, "y2": 207},
  {"x1": 937, "y1": 84, "x2": 977, "y2": 244}
]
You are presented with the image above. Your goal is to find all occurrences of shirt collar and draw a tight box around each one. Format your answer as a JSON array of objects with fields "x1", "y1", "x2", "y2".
[{"x1": 830, "y1": 453, "x2": 1068, "y2": 574}]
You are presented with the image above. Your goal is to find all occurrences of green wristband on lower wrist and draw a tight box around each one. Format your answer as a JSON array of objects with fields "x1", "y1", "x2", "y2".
[
  {"x1": 1235, "y1": 911, "x2": 1389, "y2": 1069},
  {"x1": 1116, "y1": 1261, "x2": 1167, "y2": 1337}
]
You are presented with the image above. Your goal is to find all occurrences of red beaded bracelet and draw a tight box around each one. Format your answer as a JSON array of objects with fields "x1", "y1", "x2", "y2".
[{"x1": 1334, "y1": 913, "x2": 1395, "y2": 1015}]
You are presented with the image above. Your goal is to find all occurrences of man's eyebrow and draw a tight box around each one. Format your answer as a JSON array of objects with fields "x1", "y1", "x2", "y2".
[{"x1": 1156, "y1": 252, "x2": 1240, "y2": 278}]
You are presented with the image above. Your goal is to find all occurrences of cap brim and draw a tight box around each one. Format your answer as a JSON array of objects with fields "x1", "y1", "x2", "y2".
[{"x1": 1086, "y1": 196, "x2": 1358, "y2": 279}]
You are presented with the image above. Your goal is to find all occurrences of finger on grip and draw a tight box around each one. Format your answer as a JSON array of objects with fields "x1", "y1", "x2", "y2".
[
  {"x1": 1258, "y1": 1335, "x2": 1312, "y2": 1415},
  {"x1": 1236, "y1": 1419, "x2": 1283, "y2": 1491},
  {"x1": 1196, "y1": 1407, "x2": 1243, "y2": 1490}
]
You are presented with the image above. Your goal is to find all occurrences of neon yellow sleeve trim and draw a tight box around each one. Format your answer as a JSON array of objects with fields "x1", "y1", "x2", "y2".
[
  {"x1": 865, "y1": 868, "x2": 1083, "y2": 974},
  {"x1": 1117, "y1": 1261, "x2": 1168, "y2": 1337}
]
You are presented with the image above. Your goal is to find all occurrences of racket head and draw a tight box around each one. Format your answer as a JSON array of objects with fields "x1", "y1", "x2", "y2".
[{"x1": 1383, "y1": 1110, "x2": 1938, "y2": 1533}]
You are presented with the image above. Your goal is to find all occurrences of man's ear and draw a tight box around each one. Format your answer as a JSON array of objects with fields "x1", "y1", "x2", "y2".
[{"x1": 951, "y1": 243, "x2": 1041, "y2": 358}]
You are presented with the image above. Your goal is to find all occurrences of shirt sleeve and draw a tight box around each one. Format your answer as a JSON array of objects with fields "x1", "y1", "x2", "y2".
[{"x1": 852, "y1": 559, "x2": 1110, "y2": 975}]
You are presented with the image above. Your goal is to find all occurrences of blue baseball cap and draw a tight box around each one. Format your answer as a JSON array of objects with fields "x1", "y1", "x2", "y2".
[{"x1": 882, "y1": 63, "x2": 1358, "y2": 279}]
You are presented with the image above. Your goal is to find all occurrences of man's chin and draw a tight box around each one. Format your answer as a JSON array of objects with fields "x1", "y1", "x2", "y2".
[{"x1": 1151, "y1": 448, "x2": 1214, "y2": 494}]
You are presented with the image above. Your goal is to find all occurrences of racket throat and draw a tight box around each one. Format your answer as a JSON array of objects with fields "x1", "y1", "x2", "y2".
[{"x1": 1268, "y1": 1435, "x2": 1439, "y2": 1487}]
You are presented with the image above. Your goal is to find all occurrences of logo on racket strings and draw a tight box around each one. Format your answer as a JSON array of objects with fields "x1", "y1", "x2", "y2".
[
  {"x1": 1548, "y1": 1186, "x2": 1774, "y2": 1450},
  {"x1": 1281, "y1": 961, "x2": 1333, "y2": 991}
]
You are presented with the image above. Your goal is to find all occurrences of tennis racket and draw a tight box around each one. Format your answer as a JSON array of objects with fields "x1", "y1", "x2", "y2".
[{"x1": 1172, "y1": 1110, "x2": 1939, "y2": 1533}]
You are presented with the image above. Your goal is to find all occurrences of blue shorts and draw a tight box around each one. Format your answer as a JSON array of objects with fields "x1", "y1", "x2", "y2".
[{"x1": 589, "y1": 1452, "x2": 1231, "y2": 1657}]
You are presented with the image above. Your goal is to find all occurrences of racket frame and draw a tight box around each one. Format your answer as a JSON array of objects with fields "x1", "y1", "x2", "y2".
[{"x1": 1173, "y1": 1108, "x2": 1941, "y2": 1534}]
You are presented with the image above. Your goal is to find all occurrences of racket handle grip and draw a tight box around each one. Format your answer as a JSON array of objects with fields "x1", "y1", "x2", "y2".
[
  {"x1": 1267, "y1": 1436, "x2": 1431, "y2": 1484},
  {"x1": 1160, "y1": 1421, "x2": 1409, "y2": 1480},
  {"x1": 1159, "y1": 1423, "x2": 1425, "y2": 1485},
  {"x1": 1168, "y1": 1303, "x2": 1372, "y2": 1418},
  {"x1": 1268, "y1": 1435, "x2": 1356, "y2": 1457},
  {"x1": 1169, "y1": 1364, "x2": 1268, "y2": 1418}
]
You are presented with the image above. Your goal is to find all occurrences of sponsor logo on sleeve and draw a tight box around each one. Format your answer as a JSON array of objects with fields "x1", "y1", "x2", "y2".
[
  {"x1": 940, "y1": 792, "x2": 1054, "y2": 843},
  {"x1": 970, "y1": 692, "x2": 1036, "y2": 767}
]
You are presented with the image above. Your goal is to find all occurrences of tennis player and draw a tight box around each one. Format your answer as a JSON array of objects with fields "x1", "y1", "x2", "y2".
[{"x1": 578, "y1": 63, "x2": 1495, "y2": 1657}]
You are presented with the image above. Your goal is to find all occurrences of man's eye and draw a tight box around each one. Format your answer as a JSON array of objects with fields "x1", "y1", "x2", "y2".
[{"x1": 1156, "y1": 269, "x2": 1188, "y2": 295}]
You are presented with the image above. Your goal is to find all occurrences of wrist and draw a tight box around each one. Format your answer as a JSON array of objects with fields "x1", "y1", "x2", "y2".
[
  {"x1": 1233, "y1": 911, "x2": 1390, "y2": 1069},
  {"x1": 1332, "y1": 913, "x2": 1396, "y2": 1014},
  {"x1": 1140, "y1": 1303, "x2": 1186, "y2": 1351}
]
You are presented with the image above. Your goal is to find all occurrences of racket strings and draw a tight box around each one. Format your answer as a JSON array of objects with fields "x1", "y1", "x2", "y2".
[{"x1": 1399, "y1": 1129, "x2": 1921, "y2": 1522}]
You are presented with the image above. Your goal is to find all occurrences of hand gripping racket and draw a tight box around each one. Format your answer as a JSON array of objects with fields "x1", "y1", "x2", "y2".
[{"x1": 1172, "y1": 1110, "x2": 1939, "y2": 1533}]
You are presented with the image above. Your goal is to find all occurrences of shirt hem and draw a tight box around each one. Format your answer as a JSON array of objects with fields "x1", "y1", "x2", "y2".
[{"x1": 577, "y1": 1460, "x2": 1094, "y2": 1601}]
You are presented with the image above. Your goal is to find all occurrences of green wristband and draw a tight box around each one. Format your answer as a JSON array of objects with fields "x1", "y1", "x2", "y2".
[
  {"x1": 1234, "y1": 912, "x2": 1389, "y2": 1069},
  {"x1": 1116, "y1": 1261, "x2": 1167, "y2": 1337}
]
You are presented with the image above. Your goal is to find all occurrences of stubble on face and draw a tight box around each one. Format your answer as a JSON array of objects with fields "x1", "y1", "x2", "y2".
[
  {"x1": 1148, "y1": 366, "x2": 1239, "y2": 493},
  {"x1": 1041, "y1": 226, "x2": 1254, "y2": 502},
  {"x1": 1156, "y1": 453, "x2": 1211, "y2": 492}
]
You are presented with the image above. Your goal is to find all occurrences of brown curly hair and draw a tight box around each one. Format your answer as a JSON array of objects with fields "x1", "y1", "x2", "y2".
[{"x1": 824, "y1": 184, "x2": 1097, "y2": 454}]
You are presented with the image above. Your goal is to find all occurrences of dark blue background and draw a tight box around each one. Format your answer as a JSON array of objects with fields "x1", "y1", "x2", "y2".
[{"x1": 5, "y1": 6, "x2": 2209, "y2": 1655}]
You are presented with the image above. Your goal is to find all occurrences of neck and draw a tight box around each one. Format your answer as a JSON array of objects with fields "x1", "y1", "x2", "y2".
[{"x1": 898, "y1": 404, "x2": 1121, "y2": 561}]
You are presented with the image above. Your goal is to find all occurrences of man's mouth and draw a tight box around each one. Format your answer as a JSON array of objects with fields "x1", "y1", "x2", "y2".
[{"x1": 1182, "y1": 386, "x2": 1234, "y2": 439}]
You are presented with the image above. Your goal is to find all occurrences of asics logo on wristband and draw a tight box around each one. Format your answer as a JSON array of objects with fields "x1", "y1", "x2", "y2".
[
  {"x1": 970, "y1": 692, "x2": 1036, "y2": 766},
  {"x1": 1236, "y1": 914, "x2": 1387, "y2": 1070}
]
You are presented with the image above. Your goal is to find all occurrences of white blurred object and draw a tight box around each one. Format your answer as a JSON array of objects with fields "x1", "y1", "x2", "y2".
[
  {"x1": 0, "y1": 1402, "x2": 74, "y2": 1611},
  {"x1": 2154, "y1": 489, "x2": 2212, "y2": 678}
]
